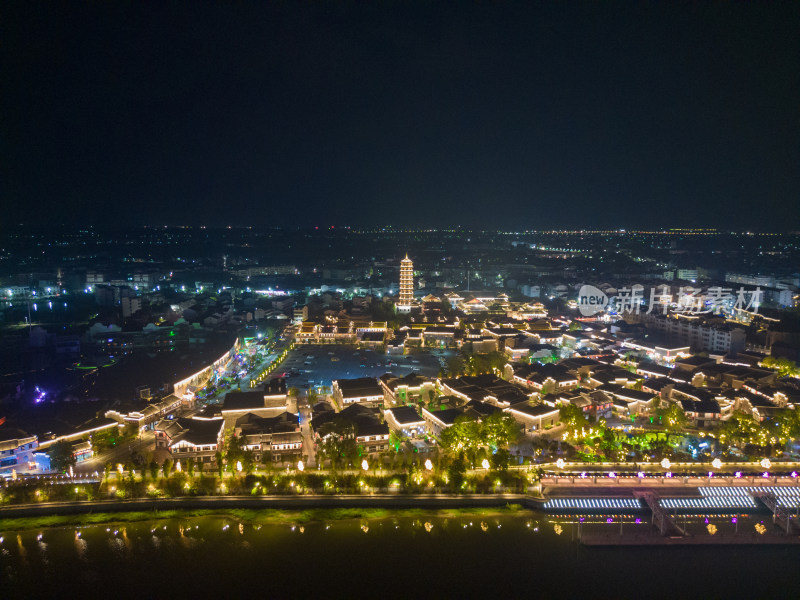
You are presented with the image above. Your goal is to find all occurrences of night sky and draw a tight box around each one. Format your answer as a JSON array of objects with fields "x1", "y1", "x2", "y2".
[{"x1": 3, "y1": 2, "x2": 798, "y2": 230}]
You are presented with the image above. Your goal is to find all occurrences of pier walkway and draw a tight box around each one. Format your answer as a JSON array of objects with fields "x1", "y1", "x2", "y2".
[
  {"x1": 633, "y1": 491, "x2": 687, "y2": 537},
  {"x1": 750, "y1": 491, "x2": 800, "y2": 534}
]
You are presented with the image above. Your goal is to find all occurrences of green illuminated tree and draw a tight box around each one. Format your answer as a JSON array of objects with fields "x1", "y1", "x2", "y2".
[
  {"x1": 486, "y1": 351, "x2": 507, "y2": 373},
  {"x1": 541, "y1": 381, "x2": 557, "y2": 395},
  {"x1": 773, "y1": 409, "x2": 800, "y2": 444},
  {"x1": 388, "y1": 430, "x2": 406, "y2": 452},
  {"x1": 317, "y1": 417, "x2": 359, "y2": 469},
  {"x1": 215, "y1": 451, "x2": 224, "y2": 477},
  {"x1": 224, "y1": 432, "x2": 255, "y2": 473},
  {"x1": 720, "y1": 411, "x2": 768, "y2": 449},
  {"x1": 445, "y1": 354, "x2": 466, "y2": 376},
  {"x1": 762, "y1": 356, "x2": 800, "y2": 378},
  {"x1": 481, "y1": 412, "x2": 521, "y2": 449},
  {"x1": 48, "y1": 441, "x2": 76, "y2": 474},
  {"x1": 656, "y1": 403, "x2": 689, "y2": 433},
  {"x1": 439, "y1": 415, "x2": 482, "y2": 454},
  {"x1": 446, "y1": 455, "x2": 467, "y2": 490},
  {"x1": 558, "y1": 403, "x2": 588, "y2": 435},
  {"x1": 489, "y1": 448, "x2": 511, "y2": 471}
]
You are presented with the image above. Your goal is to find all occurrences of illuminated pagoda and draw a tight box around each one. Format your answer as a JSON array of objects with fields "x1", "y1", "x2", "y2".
[{"x1": 397, "y1": 254, "x2": 414, "y2": 313}]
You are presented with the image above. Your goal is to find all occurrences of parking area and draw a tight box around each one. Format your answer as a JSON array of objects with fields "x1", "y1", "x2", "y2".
[{"x1": 276, "y1": 345, "x2": 455, "y2": 390}]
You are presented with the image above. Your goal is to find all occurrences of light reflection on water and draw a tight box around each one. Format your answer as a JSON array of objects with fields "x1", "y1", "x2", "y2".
[{"x1": 1, "y1": 513, "x2": 799, "y2": 599}]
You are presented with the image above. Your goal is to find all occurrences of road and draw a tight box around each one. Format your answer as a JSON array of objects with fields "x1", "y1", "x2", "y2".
[{"x1": 76, "y1": 430, "x2": 156, "y2": 475}]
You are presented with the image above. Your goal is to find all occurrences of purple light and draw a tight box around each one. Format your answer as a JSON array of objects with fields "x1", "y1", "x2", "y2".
[
  {"x1": 708, "y1": 471, "x2": 714, "y2": 478},
  {"x1": 731, "y1": 517, "x2": 738, "y2": 523},
  {"x1": 635, "y1": 518, "x2": 641, "y2": 524},
  {"x1": 735, "y1": 471, "x2": 742, "y2": 478},
  {"x1": 637, "y1": 472, "x2": 645, "y2": 478},
  {"x1": 792, "y1": 472, "x2": 798, "y2": 478},
  {"x1": 665, "y1": 472, "x2": 673, "y2": 478},
  {"x1": 608, "y1": 472, "x2": 616, "y2": 478},
  {"x1": 606, "y1": 518, "x2": 613, "y2": 523},
  {"x1": 762, "y1": 471, "x2": 770, "y2": 478},
  {"x1": 34, "y1": 386, "x2": 46, "y2": 404}
]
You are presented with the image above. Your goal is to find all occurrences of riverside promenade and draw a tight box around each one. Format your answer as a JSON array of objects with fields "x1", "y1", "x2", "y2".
[
  {"x1": 0, "y1": 493, "x2": 542, "y2": 519},
  {"x1": 3, "y1": 474, "x2": 800, "y2": 518},
  {"x1": 543, "y1": 473, "x2": 800, "y2": 495}
]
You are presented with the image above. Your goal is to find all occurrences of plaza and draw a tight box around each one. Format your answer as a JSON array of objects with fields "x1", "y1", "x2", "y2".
[{"x1": 277, "y1": 345, "x2": 454, "y2": 392}]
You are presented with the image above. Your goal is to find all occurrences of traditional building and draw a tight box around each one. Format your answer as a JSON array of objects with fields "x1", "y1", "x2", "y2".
[
  {"x1": 505, "y1": 402, "x2": 560, "y2": 433},
  {"x1": 379, "y1": 372, "x2": 435, "y2": 405},
  {"x1": 384, "y1": 406, "x2": 427, "y2": 438},
  {"x1": 234, "y1": 411, "x2": 302, "y2": 463},
  {"x1": 157, "y1": 417, "x2": 224, "y2": 469},
  {"x1": 312, "y1": 404, "x2": 390, "y2": 455},
  {"x1": 332, "y1": 377, "x2": 385, "y2": 408},
  {"x1": 0, "y1": 430, "x2": 38, "y2": 476}
]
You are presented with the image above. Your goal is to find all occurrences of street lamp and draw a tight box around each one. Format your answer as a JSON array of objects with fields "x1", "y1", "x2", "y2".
[
  {"x1": 481, "y1": 459, "x2": 490, "y2": 470},
  {"x1": 297, "y1": 460, "x2": 305, "y2": 472},
  {"x1": 424, "y1": 459, "x2": 433, "y2": 471},
  {"x1": 712, "y1": 458, "x2": 722, "y2": 470},
  {"x1": 660, "y1": 458, "x2": 671, "y2": 470},
  {"x1": 361, "y1": 459, "x2": 369, "y2": 472}
]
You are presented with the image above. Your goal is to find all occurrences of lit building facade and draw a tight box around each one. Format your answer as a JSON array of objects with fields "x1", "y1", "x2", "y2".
[{"x1": 397, "y1": 254, "x2": 414, "y2": 313}]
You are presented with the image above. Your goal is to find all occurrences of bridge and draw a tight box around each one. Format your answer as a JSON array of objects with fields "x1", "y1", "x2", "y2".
[
  {"x1": 750, "y1": 491, "x2": 800, "y2": 535},
  {"x1": 633, "y1": 491, "x2": 687, "y2": 537}
]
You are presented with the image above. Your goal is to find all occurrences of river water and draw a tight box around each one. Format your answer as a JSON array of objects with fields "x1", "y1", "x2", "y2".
[{"x1": 2, "y1": 512, "x2": 799, "y2": 599}]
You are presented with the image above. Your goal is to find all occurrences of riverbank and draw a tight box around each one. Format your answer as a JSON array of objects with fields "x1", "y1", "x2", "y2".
[
  {"x1": 0, "y1": 493, "x2": 541, "y2": 524},
  {"x1": 0, "y1": 499, "x2": 534, "y2": 532}
]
